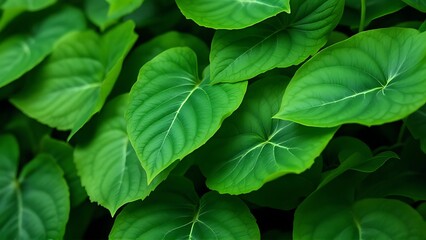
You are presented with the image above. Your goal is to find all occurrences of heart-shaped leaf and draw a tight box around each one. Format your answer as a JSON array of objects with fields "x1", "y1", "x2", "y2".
[
  {"x1": 0, "y1": 135, "x2": 70, "y2": 239},
  {"x1": 74, "y1": 95, "x2": 172, "y2": 216},
  {"x1": 126, "y1": 47, "x2": 247, "y2": 183},
  {"x1": 276, "y1": 28, "x2": 426, "y2": 127},
  {"x1": 10, "y1": 21, "x2": 137, "y2": 138},
  {"x1": 109, "y1": 177, "x2": 260, "y2": 239},
  {"x1": 210, "y1": 0, "x2": 344, "y2": 83},
  {"x1": 175, "y1": 0, "x2": 290, "y2": 30},
  {"x1": 0, "y1": 6, "x2": 86, "y2": 87},
  {"x1": 198, "y1": 76, "x2": 336, "y2": 194}
]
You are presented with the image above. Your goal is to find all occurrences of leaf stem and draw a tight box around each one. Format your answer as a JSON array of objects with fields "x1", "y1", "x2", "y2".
[{"x1": 359, "y1": 0, "x2": 366, "y2": 32}]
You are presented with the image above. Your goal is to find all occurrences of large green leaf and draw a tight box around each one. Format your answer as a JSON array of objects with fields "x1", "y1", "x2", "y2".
[
  {"x1": 210, "y1": 0, "x2": 344, "y2": 84},
  {"x1": 74, "y1": 95, "x2": 172, "y2": 215},
  {"x1": 126, "y1": 47, "x2": 247, "y2": 183},
  {"x1": 294, "y1": 173, "x2": 426, "y2": 239},
  {"x1": 198, "y1": 77, "x2": 336, "y2": 194},
  {"x1": 10, "y1": 21, "x2": 137, "y2": 138},
  {"x1": 406, "y1": 104, "x2": 426, "y2": 153},
  {"x1": 175, "y1": 0, "x2": 290, "y2": 30},
  {"x1": 109, "y1": 177, "x2": 260, "y2": 239},
  {"x1": 276, "y1": 28, "x2": 426, "y2": 127},
  {"x1": 40, "y1": 137, "x2": 87, "y2": 207},
  {"x1": 0, "y1": 6, "x2": 86, "y2": 87},
  {"x1": 0, "y1": 135, "x2": 70, "y2": 240},
  {"x1": 402, "y1": 0, "x2": 426, "y2": 12}
]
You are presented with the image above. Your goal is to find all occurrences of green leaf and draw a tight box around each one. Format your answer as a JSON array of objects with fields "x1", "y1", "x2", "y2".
[
  {"x1": 175, "y1": 0, "x2": 290, "y2": 30},
  {"x1": 112, "y1": 31, "x2": 209, "y2": 97},
  {"x1": 210, "y1": 0, "x2": 344, "y2": 83},
  {"x1": 198, "y1": 76, "x2": 336, "y2": 194},
  {"x1": 0, "y1": 135, "x2": 70, "y2": 240},
  {"x1": 402, "y1": 0, "x2": 426, "y2": 12},
  {"x1": 10, "y1": 21, "x2": 137, "y2": 138},
  {"x1": 109, "y1": 177, "x2": 260, "y2": 240},
  {"x1": 406, "y1": 104, "x2": 426, "y2": 153},
  {"x1": 276, "y1": 28, "x2": 426, "y2": 127},
  {"x1": 294, "y1": 174, "x2": 426, "y2": 239},
  {"x1": 84, "y1": 0, "x2": 116, "y2": 30},
  {"x1": 0, "y1": 6, "x2": 86, "y2": 87},
  {"x1": 74, "y1": 95, "x2": 172, "y2": 216},
  {"x1": 1, "y1": 0, "x2": 56, "y2": 11},
  {"x1": 40, "y1": 137, "x2": 87, "y2": 207},
  {"x1": 106, "y1": 0, "x2": 144, "y2": 18},
  {"x1": 126, "y1": 47, "x2": 247, "y2": 183},
  {"x1": 340, "y1": 0, "x2": 406, "y2": 28}
]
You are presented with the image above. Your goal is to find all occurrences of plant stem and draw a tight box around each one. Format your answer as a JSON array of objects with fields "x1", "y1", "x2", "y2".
[{"x1": 359, "y1": 0, "x2": 366, "y2": 32}]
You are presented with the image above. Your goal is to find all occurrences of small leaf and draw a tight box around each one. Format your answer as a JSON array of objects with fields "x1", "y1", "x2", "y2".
[
  {"x1": 406, "y1": 104, "x2": 426, "y2": 153},
  {"x1": 74, "y1": 95, "x2": 172, "y2": 215},
  {"x1": 294, "y1": 175, "x2": 426, "y2": 239},
  {"x1": 0, "y1": 6, "x2": 86, "y2": 87},
  {"x1": 402, "y1": 0, "x2": 426, "y2": 12},
  {"x1": 109, "y1": 177, "x2": 260, "y2": 240},
  {"x1": 10, "y1": 21, "x2": 137, "y2": 138},
  {"x1": 210, "y1": 0, "x2": 344, "y2": 83},
  {"x1": 198, "y1": 76, "x2": 336, "y2": 194},
  {"x1": 106, "y1": 0, "x2": 144, "y2": 18},
  {"x1": 0, "y1": 135, "x2": 70, "y2": 240},
  {"x1": 276, "y1": 28, "x2": 426, "y2": 127},
  {"x1": 40, "y1": 137, "x2": 87, "y2": 207},
  {"x1": 84, "y1": 0, "x2": 116, "y2": 30},
  {"x1": 176, "y1": 0, "x2": 290, "y2": 30},
  {"x1": 126, "y1": 47, "x2": 247, "y2": 183}
]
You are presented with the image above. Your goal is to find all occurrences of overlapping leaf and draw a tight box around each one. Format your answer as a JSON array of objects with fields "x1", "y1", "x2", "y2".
[
  {"x1": 198, "y1": 77, "x2": 336, "y2": 194},
  {"x1": 176, "y1": 0, "x2": 290, "y2": 30},
  {"x1": 74, "y1": 95, "x2": 172, "y2": 215},
  {"x1": 10, "y1": 21, "x2": 137, "y2": 138},
  {"x1": 0, "y1": 6, "x2": 86, "y2": 87},
  {"x1": 106, "y1": 0, "x2": 144, "y2": 18},
  {"x1": 294, "y1": 173, "x2": 426, "y2": 239},
  {"x1": 0, "y1": 135, "x2": 69, "y2": 239},
  {"x1": 210, "y1": 0, "x2": 344, "y2": 83},
  {"x1": 109, "y1": 177, "x2": 260, "y2": 239},
  {"x1": 126, "y1": 47, "x2": 247, "y2": 183},
  {"x1": 276, "y1": 28, "x2": 426, "y2": 127},
  {"x1": 402, "y1": 0, "x2": 426, "y2": 12}
]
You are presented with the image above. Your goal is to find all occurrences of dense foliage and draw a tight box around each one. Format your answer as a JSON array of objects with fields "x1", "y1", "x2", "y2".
[{"x1": 0, "y1": 0, "x2": 426, "y2": 239}]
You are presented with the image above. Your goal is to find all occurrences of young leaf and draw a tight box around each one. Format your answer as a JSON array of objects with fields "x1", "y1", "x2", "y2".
[
  {"x1": 406, "y1": 104, "x2": 426, "y2": 153},
  {"x1": 0, "y1": 6, "x2": 86, "y2": 87},
  {"x1": 106, "y1": 0, "x2": 144, "y2": 18},
  {"x1": 0, "y1": 135, "x2": 70, "y2": 239},
  {"x1": 294, "y1": 173, "x2": 426, "y2": 239},
  {"x1": 276, "y1": 28, "x2": 426, "y2": 127},
  {"x1": 210, "y1": 0, "x2": 344, "y2": 83},
  {"x1": 109, "y1": 177, "x2": 260, "y2": 239},
  {"x1": 126, "y1": 47, "x2": 247, "y2": 183},
  {"x1": 10, "y1": 21, "x2": 137, "y2": 139},
  {"x1": 175, "y1": 0, "x2": 290, "y2": 30},
  {"x1": 402, "y1": 0, "x2": 426, "y2": 12},
  {"x1": 74, "y1": 95, "x2": 172, "y2": 216},
  {"x1": 84, "y1": 0, "x2": 117, "y2": 30},
  {"x1": 198, "y1": 77, "x2": 336, "y2": 194},
  {"x1": 40, "y1": 137, "x2": 87, "y2": 207}
]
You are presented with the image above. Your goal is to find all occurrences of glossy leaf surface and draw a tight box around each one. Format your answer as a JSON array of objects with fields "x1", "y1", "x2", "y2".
[
  {"x1": 276, "y1": 28, "x2": 426, "y2": 127},
  {"x1": 0, "y1": 6, "x2": 86, "y2": 87},
  {"x1": 10, "y1": 21, "x2": 137, "y2": 138},
  {"x1": 176, "y1": 0, "x2": 290, "y2": 29},
  {"x1": 109, "y1": 177, "x2": 260, "y2": 239},
  {"x1": 402, "y1": 0, "x2": 426, "y2": 12},
  {"x1": 126, "y1": 47, "x2": 247, "y2": 183},
  {"x1": 0, "y1": 135, "x2": 69, "y2": 240},
  {"x1": 210, "y1": 0, "x2": 344, "y2": 83},
  {"x1": 74, "y1": 95, "x2": 171, "y2": 215},
  {"x1": 198, "y1": 77, "x2": 336, "y2": 194}
]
